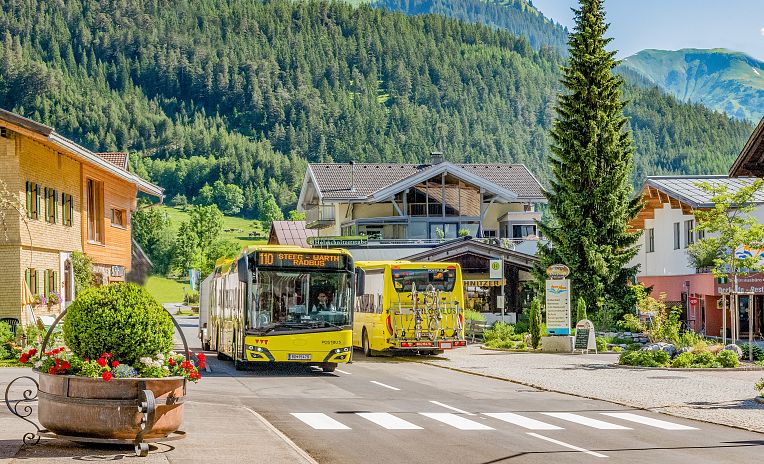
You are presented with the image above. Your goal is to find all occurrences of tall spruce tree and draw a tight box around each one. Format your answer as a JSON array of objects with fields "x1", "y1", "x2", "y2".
[{"x1": 534, "y1": 0, "x2": 642, "y2": 324}]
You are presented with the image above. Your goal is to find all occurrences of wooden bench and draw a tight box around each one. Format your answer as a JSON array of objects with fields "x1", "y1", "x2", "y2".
[{"x1": 465, "y1": 319, "x2": 490, "y2": 343}]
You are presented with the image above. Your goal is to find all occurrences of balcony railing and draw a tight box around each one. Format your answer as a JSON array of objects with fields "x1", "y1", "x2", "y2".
[
  {"x1": 474, "y1": 238, "x2": 526, "y2": 251},
  {"x1": 305, "y1": 205, "x2": 335, "y2": 229}
]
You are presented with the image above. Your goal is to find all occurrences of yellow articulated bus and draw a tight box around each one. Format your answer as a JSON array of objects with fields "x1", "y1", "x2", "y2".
[
  {"x1": 200, "y1": 245, "x2": 355, "y2": 372},
  {"x1": 353, "y1": 261, "x2": 466, "y2": 356}
]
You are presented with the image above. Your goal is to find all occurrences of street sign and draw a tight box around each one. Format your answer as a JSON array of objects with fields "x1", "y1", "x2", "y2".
[
  {"x1": 574, "y1": 319, "x2": 596, "y2": 352},
  {"x1": 489, "y1": 259, "x2": 503, "y2": 279},
  {"x1": 496, "y1": 295, "x2": 505, "y2": 309},
  {"x1": 545, "y1": 279, "x2": 571, "y2": 335},
  {"x1": 307, "y1": 236, "x2": 368, "y2": 247},
  {"x1": 689, "y1": 296, "x2": 699, "y2": 307},
  {"x1": 546, "y1": 264, "x2": 570, "y2": 280}
]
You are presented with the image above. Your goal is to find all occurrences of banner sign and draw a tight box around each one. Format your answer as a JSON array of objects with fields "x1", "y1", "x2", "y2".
[
  {"x1": 307, "y1": 236, "x2": 368, "y2": 247},
  {"x1": 546, "y1": 264, "x2": 570, "y2": 280},
  {"x1": 257, "y1": 252, "x2": 347, "y2": 269},
  {"x1": 545, "y1": 278, "x2": 571, "y2": 335}
]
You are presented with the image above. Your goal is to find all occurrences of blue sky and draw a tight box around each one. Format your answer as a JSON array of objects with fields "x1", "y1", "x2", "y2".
[{"x1": 530, "y1": 0, "x2": 764, "y2": 61}]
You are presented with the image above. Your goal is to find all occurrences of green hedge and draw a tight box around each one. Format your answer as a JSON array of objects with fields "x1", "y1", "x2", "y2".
[
  {"x1": 63, "y1": 283, "x2": 174, "y2": 366},
  {"x1": 618, "y1": 350, "x2": 670, "y2": 367}
]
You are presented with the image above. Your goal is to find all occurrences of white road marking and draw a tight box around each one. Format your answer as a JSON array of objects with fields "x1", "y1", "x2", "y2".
[
  {"x1": 335, "y1": 369, "x2": 352, "y2": 375},
  {"x1": 291, "y1": 413, "x2": 351, "y2": 430},
  {"x1": 601, "y1": 413, "x2": 698, "y2": 430},
  {"x1": 484, "y1": 413, "x2": 563, "y2": 430},
  {"x1": 370, "y1": 381, "x2": 400, "y2": 391},
  {"x1": 528, "y1": 433, "x2": 608, "y2": 458},
  {"x1": 356, "y1": 413, "x2": 423, "y2": 430},
  {"x1": 419, "y1": 413, "x2": 494, "y2": 430},
  {"x1": 542, "y1": 413, "x2": 631, "y2": 430},
  {"x1": 429, "y1": 400, "x2": 475, "y2": 416}
]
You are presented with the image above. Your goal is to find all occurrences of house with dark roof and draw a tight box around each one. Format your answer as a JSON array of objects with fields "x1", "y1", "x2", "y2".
[
  {"x1": 268, "y1": 221, "x2": 318, "y2": 248},
  {"x1": 0, "y1": 108, "x2": 162, "y2": 325},
  {"x1": 629, "y1": 175, "x2": 764, "y2": 339},
  {"x1": 297, "y1": 152, "x2": 545, "y2": 242}
]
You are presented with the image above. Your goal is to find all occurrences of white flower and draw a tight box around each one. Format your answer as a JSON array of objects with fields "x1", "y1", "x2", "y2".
[
  {"x1": 156, "y1": 353, "x2": 165, "y2": 361},
  {"x1": 34, "y1": 361, "x2": 42, "y2": 368},
  {"x1": 139, "y1": 357, "x2": 152, "y2": 365},
  {"x1": 163, "y1": 365, "x2": 169, "y2": 371}
]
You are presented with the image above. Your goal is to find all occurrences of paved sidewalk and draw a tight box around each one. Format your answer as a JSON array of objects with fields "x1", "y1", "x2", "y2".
[
  {"x1": 417, "y1": 345, "x2": 764, "y2": 433},
  {"x1": 0, "y1": 366, "x2": 316, "y2": 463}
]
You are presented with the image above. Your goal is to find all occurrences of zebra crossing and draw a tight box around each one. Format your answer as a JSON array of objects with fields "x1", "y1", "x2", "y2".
[{"x1": 290, "y1": 410, "x2": 698, "y2": 432}]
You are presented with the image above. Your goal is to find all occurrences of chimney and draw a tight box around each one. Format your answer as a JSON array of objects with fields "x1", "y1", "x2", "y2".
[
  {"x1": 349, "y1": 160, "x2": 356, "y2": 192},
  {"x1": 430, "y1": 151, "x2": 444, "y2": 165}
]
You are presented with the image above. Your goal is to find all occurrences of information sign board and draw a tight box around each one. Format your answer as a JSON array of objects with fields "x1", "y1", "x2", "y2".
[
  {"x1": 257, "y1": 252, "x2": 346, "y2": 269},
  {"x1": 545, "y1": 279, "x2": 571, "y2": 335},
  {"x1": 574, "y1": 319, "x2": 597, "y2": 352}
]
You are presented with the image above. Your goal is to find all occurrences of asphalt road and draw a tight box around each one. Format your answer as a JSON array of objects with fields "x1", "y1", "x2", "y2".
[{"x1": 176, "y1": 316, "x2": 764, "y2": 464}]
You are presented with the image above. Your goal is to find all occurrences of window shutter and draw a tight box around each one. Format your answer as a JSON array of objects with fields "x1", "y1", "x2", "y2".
[
  {"x1": 69, "y1": 194, "x2": 74, "y2": 226},
  {"x1": 43, "y1": 270, "x2": 49, "y2": 296},
  {"x1": 53, "y1": 190, "x2": 58, "y2": 223},
  {"x1": 35, "y1": 270, "x2": 40, "y2": 294},
  {"x1": 35, "y1": 185, "x2": 40, "y2": 220},
  {"x1": 26, "y1": 182, "x2": 31, "y2": 218},
  {"x1": 53, "y1": 271, "x2": 58, "y2": 292}
]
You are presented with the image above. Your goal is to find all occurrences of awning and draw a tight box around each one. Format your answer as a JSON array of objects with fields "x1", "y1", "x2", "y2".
[{"x1": 464, "y1": 279, "x2": 506, "y2": 287}]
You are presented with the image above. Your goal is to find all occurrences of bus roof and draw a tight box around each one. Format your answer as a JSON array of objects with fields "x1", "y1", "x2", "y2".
[
  {"x1": 356, "y1": 260, "x2": 461, "y2": 270},
  {"x1": 241, "y1": 244, "x2": 352, "y2": 257}
]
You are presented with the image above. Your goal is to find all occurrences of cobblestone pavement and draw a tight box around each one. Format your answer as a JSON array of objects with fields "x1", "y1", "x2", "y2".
[{"x1": 417, "y1": 345, "x2": 764, "y2": 433}]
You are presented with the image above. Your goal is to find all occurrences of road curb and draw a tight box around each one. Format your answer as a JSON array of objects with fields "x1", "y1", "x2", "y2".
[
  {"x1": 410, "y1": 358, "x2": 764, "y2": 435},
  {"x1": 609, "y1": 363, "x2": 764, "y2": 372},
  {"x1": 244, "y1": 407, "x2": 319, "y2": 464}
]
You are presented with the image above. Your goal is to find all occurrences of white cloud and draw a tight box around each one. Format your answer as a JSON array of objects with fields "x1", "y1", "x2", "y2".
[{"x1": 761, "y1": 27, "x2": 764, "y2": 36}]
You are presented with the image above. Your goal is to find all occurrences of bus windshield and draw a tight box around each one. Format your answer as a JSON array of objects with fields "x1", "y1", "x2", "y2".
[
  {"x1": 391, "y1": 268, "x2": 457, "y2": 292},
  {"x1": 248, "y1": 270, "x2": 351, "y2": 332}
]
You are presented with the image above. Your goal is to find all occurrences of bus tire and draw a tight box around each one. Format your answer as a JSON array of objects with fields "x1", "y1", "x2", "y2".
[
  {"x1": 322, "y1": 363, "x2": 337, "y2": 373},
  {"x1": 362, "y1": 329, "x2": 373, "y2": 357}
]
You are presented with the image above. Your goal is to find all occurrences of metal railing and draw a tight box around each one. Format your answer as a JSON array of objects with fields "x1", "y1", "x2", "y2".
[
  {"x1": 474, "y1": 237, "x2": 526, "y2": 250},
  {"x1": 305, "y1": 205, "x2": 335, "y2": 228}
]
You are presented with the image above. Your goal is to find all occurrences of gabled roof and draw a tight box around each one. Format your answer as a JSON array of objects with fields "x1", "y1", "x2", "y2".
[
  {"x1": 304, "y1": 162, "x2": 544, "y2": 203},
  {"x1": 403, "y1": 237, "x2": 539, "y2": 272},
  {"x1": 645, "y1": 175, "x2": 764, "y2": 208},
  {"x1": 730, "y1": 116, "x2": 764, "y2": 177},
  {"x1": 268, "y1": 221, "x2": 317, "y2": 248},
  {"x1": 96, "y1": 152, "x2": 129, "y2": 171},
  {"x1": 0, "y1": 108, "x2": 162, "y2": 197}
]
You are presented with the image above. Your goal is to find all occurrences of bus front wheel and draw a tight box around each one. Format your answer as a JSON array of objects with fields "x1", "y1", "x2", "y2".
[
  {"x1": 322, "y1": 363, "x2": 337, "y2": 373},
  {"x1": 362, "y1": 329, "x2": 373, "y2": 357}
]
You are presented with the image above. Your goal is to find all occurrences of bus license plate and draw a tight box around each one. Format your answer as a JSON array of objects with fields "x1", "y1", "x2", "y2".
[
  {"x1": 288, "y1": 354, "x2": 311, "y2": 360},
  {"x1": 439, "y1": 342, "x2": 452, "y2": 349}
]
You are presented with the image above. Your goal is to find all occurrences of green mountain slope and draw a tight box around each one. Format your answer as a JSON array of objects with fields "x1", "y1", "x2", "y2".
[
  {"x1": 0, "y1": 0, "x2": 752, "y2": 217},
  {"x1": 620, "y1": 48, "x2": 764, "y2": 123},
  {"x1": 370, "y1": 0, "x2": 569, "y2": 52}
]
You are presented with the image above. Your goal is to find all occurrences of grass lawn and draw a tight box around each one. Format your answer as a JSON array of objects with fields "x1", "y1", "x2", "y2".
[
  {"x1": 159, "y1": 205, "x2": 268, "y2": 248},
  {"x1": 145, "y1": 275, "x2": 188, "y2": 304}
]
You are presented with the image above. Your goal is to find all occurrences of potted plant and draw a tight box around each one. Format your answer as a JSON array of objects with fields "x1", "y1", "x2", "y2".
[
  {"x1": 46, "y1": 291, "x2": 60, "y2": 307},
  {"x1": 18, "y1": 283, "x2": 204, "y2": 442}
]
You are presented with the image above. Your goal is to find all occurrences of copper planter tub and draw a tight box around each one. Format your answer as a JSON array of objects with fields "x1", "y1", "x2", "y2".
[{"x1": 37, "y1": 371, "x2": 186, "y2": 440}]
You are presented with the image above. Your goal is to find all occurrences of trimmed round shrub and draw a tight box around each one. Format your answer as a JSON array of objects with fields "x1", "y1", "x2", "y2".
[
  {"x1": 63, "y1": 283, "x2": 174, "y2": 366},
  {"x1": 619, "y1": 350, "x2": 670, "y2": 367},
  {"x1": 671, "y1": 352, "x2": 694, "y2": 368},
  {"x1": 716, "y1": 350, "x2": 740, "y2": 368}
]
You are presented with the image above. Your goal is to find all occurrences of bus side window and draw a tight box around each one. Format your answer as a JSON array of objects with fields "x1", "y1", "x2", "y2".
[{"x1": 376, "y1": 293, "x2": 383, "y2": 314}]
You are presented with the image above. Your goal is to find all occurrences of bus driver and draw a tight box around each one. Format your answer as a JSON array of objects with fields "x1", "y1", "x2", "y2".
[{"x1": 312, "y1": 291, "x2": 336, "y2": 312}]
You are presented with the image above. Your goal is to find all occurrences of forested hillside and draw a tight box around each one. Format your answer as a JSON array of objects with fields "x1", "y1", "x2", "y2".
[
  {"x1": 371, "y1": 0, "x2": 569, "y2": 52},
  {"x1": 0, "y1": 0, "x2": 753, "y2": 218}
]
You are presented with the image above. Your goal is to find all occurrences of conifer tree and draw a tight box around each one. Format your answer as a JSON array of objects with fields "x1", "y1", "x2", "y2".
[{"x1": 535, "y1": 0, "x2": 642, "y2": 324}]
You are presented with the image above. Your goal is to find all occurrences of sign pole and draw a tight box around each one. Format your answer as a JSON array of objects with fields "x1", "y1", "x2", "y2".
[{"x1": 722, "y1": 293, "x2": 727, "y2": 346}]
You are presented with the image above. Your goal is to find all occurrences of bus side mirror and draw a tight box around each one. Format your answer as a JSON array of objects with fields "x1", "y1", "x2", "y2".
[
  {"x1": 355, "y1": 269, "x2": 365, "y2": 295},
  {"x1": 237, "y1": 255, "x2": 250, "y2": 283}
]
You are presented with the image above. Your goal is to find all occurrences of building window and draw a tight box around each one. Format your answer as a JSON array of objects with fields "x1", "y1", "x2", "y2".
[
  {"x1": 697, "y1": 229, "x2": 705, "y2": 240},
  {"x1": 25, "y1": 268, "x2": 39, "y2": 294},
  {"x1": 684, "y1": 220, "x2": 694, "y2": 248},
  {"x1": 512, "y1": 224, "x2": 536, "y2": 239},
  {"x1": 61, "y1": 193, "x2": 73, "y2": 226},
  {"x1": 111, "y1": 208, "x2": 127, "y2": 228},
  {"x1": 25, "y1": 181, "x2": 40, "y2": 220},
  {"x1": 43, "y1": 269, "x2": 58, "y2": 298},
  {"x1": 646, "y1": 228, "x2": 655, "y2": 253},
  {"x1": 87, "y1": 179, "x2": 104, "y2": 243},
  {"x1": 482, "y1": 229, "x2": 497, "y2": 238},
  {"x1": 673, "y1": 222, "x2": 680, "y2": 250},
  {"x1": 44, "y1": 187, "x2": 58, "y2": 224}
]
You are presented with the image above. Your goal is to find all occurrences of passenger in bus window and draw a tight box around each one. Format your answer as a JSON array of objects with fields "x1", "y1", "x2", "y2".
[{"x1": 312, "y1": 291, "x2": 336, "y2": 312}]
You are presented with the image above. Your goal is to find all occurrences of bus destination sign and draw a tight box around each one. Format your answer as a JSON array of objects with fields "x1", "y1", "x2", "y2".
[{"x1": 257, "y1": 252, "x2": 345, "y2": 269}]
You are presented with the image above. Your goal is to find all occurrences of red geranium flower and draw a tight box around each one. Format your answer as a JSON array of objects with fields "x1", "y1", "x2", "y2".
[
  {"x1": 101, "y1": 352, "x2": 112, "y2": 358},
  {"x1": 62, "y1": 361, "x2": 71, "y2": 370},
  {"x1": 19, "y1": 355, "x2": 28, "y2": 363},
  {"x1": 96, "y1": 358, "x2": 107, "y2": 367},
  {"x1": 101, "y1": 371, "x2": 113, "y2": 381},
  {"x1": 28, "y1": 348, "x2": 37, "y2": 356},
  {"x1": 48, "y1": 367, "x2": 56, "y2": 374},
  {"x1": 111, "y1": 360, "x2": 120, "y2": 367},
  {"x1": 168, "y1": 357, "x2": 175, "y2": 366}
]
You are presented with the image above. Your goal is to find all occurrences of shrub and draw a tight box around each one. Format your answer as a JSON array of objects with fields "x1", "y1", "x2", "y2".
[
  {"x1": 516, "y1": 341, "x2": 527, "y2": 350},
  {"x1": 595, "y1": 337, "x2": 609, "y2": 352},
  {"x1": 484, "y1": 322, "x2": 515, "y2": 342},
  {"x1": 464, "y1": 309, "x2": 486, "y2": 323},
  {"x1": 184, "y1": 290, "x2": 200, "y2": 305},
  {"x1": 619, "y1": 350, "x2": 670, "y2": 367},
  {"x1": 612, "y1": 346, "x2": 623, "y2": 353},
  {"x1": 716, "y1": 350, "x2": 740, "y2": 368},
  {"x1": 627, "y1": 343, "x2": 641, "y2": 351},
  {"x1": 529, "y1": 299, "x2": 542, "y2": 349},
  {"x1": 691, "y1": 351, "x2": 716, "y2": 367},
  {"x1": 617, "y1": 314, "x2": 646, "y2": 333},
  {"x1": 63, "y1": 283, "x2": 174, "y2": 366},
  {"x1": 740, "y1": 343, "x2": 764, "y2": 361},
  {"x1": 756, "y1": 378, "x2": 764, "y2": 395},
  {"x1": 671, "y1": 352, "x2": 694, "y2": 368},
  {"x1": 513, "y1": 321, "x2": 529, "y2": 334},
  {"x1": 0, "y1": 322, "x2": 14, "y2": 344},
  {"x1": 677, "y1": 330, "x2": 706, "y2": 349}
]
